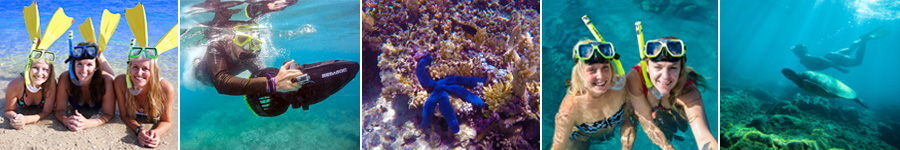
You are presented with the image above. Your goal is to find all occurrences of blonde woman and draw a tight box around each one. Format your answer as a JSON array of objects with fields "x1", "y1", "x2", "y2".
[
  {"x1": 552, "y1": 40, "x2": 636, "y2": 149},
  {"x1": 625, "y1": 37, "x2": 717, "y2": 150},
  {"x1": 5, "y1": 49, "x2": 57, "y2": 129},
  {"x1": 114, "y1": 47, "x2": 176, "y2": 148}
]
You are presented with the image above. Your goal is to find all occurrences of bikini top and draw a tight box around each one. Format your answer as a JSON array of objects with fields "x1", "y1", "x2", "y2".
[
  {"x1": 572, "y1": 104, "x2": 626, "y2": 135},
  {"x1": 69, "y1": 96, "x2": 102, "y2": 109},
  {"x1": 18, "y1": 84, "x2": 45, "y2": 108},
  {"x1": 631, "y1": 65, "x2": 695, "y2": 111}
]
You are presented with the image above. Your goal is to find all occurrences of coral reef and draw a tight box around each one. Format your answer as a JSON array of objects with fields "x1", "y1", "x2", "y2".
[
  {"x1": 362, "y1": 0, "x2": 540, "y2": 149},
  {"x1": 720, "y1": 87, "x2": 896, "y2": 149}
]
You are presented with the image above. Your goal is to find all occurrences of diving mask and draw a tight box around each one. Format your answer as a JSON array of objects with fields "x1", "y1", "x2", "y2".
[
  {"x1": 129, "y1": 47, "x2": 159, "y2": 60},
  {"x1": 580, "y1": 15, "x2": 626, "y2": 91},
  {"x1": 644, "y1": 39, "x2": 685, "y2": 58},
  {"x1": 29, "y1": 50, "x2": 56, "y2": 63},
  {"x1": 233, "y1": 34, "x2": 262, "y2": 53},
  {"x1": 575, "y1": 42, "x2": 616, "y2": 60},
  {"x1": 71, "y1": 45, "x2": 99, "y2": 59}
]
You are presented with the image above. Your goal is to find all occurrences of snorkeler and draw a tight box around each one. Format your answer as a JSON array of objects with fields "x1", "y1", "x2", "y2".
[
  {"x1": 4, "y1": 2, "x2": 70, "y2": 130},
  {"x1": 552, "y1": 16, "x2": 635, "y2": 150},
  {"x1": 113, "y1": 3, "x2": 179, "y2": 148},
  {"x1": 792, "y1": 25, "x2": 890, "y2": 73},
  {"x1": 624, "y1": 22, "x2": 718, "y2": 150},
  {"x1": 191, "y1": 0, "x2": 358, "y2": 117}
]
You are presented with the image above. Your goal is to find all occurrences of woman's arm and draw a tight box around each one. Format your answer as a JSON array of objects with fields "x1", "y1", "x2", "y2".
[
  {"x1": 5, "y1": 78, "x2": 22, "y2": 122},
  {"x1": 114, "y1": 75, "x2": 141, "y2": 131},
  {"x1": 551, "y1": 95, "x2": 575, "y2": 150},
  {"x1": 625, "y1": 69, "x2": 674, "y2": 150},
  {"x1": 620, "y1": 95, "x2": 636, "y2": 150},
  {"x1": 677, "y1": 85, "x2": 718, "y2": 150},
  {"x1": 83, "y1": 76, "x2": 116, "y2": 129},
  {"x1": 27, "y1": 79, "x2": 56, "y2": 124},
  {"x1": 151, "y1": 79, "x2": 176, "y2": 134},
  {"x1": 54, "y1": 73, "x2": 71, "y2": 124}
]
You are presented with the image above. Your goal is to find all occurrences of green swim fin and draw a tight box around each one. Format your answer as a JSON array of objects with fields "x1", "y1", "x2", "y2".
[
  {"x1": 155, "y1": 24, "x2": 179, "y2": 54},
  {"x1": 125, "y1": 3, "x2": 148, "y2": 47},
  {"x1": 23, "y1": 1, "x2": 40, "y2": 45},
  {"x1": 98, "y1": 9, "x2": 120, "y2": 54},
  {"x1": 38, "y1": 8, "x2": 74, "y2": 50}
]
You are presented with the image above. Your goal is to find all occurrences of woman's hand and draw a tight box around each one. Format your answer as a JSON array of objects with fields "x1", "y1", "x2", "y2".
[
  {"x1": 10, "y1": 114, "x2": 25, "y2": 129},
  {"x1": 274, "y1": 60, "x2": 304, "y2": 92},
  {"x1": 138, "y1": 129, "x2": 161, "y2": 148},
  {"x1": 65, "y1": 110, "x2": 86, "y2": 131}
]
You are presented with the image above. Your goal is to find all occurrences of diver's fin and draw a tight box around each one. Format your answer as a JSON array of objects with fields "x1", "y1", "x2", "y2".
[
  {"x1": 98, "y1": 9, "x2": 120, "y2": 53},
  {"x1": 38, "y1": 8, "x2": 74, "y2": 50},
  {"x1": 853, "y1": 97, "x2": 868, "y2": 109},
  {"x1": 155, "y1": 24, "x2": 179, "y2": 54},
  {"x1": 860, "y1": 24, "x2": 891, "y2": 41},
  {"x1": 125, "y1": 3, "x2": 148, "y2": 47},
  {"x1": 24, "y1": 1, "x2": 40, "y2": 45},
  {"x1": 79, "y1": 17, "x2": 96, "y2": 43}
]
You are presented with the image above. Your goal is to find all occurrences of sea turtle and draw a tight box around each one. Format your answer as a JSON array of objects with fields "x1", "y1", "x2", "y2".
[{"x1": 781, "y1": 68, "x2": 868, "y2": 109}]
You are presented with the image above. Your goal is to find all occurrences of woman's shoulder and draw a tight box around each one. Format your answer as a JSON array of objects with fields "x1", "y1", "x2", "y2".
[
  {"x1": 6, "y1": 76, "x2": 25, "y2": 92},
  {"x1": 159, "y1": 79, "x2": 175, "y2": 93},
  {"x1": 113, "y1": 74, "x2": 128, "y2": 88}
]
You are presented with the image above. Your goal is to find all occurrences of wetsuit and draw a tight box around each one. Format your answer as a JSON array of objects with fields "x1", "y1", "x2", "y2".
[{"x1": 195, "y1": 39, "x2": 266, "y2": 95}]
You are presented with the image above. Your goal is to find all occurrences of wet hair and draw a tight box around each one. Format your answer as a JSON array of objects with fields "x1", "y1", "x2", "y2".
[
  {"x1": 68, "y1": 43, "x2": 105, "y2": 107},
  {"x1": 566, "y1": 40, "x2": 616, "y2": 95},
  {"x1": 124, "y1": 59, "x2": 166, "y2": 122}
]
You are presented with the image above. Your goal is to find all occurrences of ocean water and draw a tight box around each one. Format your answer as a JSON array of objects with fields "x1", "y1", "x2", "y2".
[
  {"x1": 542, "y1": 0, "x2": 719, "y2": 149},
  {"x1": 0, "y1": 0, "x2": 179, "y2": 83},
  {"x1": 178, "y1": 0, "x2": 360, "y2": 149},
  {"x1": 721, "y1": 0, "x2": 900, "y2": 149}
]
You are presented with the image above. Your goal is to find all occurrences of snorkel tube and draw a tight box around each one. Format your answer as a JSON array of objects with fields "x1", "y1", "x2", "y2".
[
  {"x1": 635, "y1": 21, "x2": 664, "y2": 99},
  {"x1": 582, "y1": 15, "x2": 626, "y2": 91},
  {"x1": 24, "y1": 38, "x2": 39, "y2": 85},
  {"x1": 68, "y1": 30, "x2": 77, "y2": 82},
  {"x1": 126, "y1": 39, "x2": 135, "y2": 88}
]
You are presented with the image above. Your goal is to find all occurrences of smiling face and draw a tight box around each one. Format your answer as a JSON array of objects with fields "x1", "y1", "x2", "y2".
[
  {"x1": 647, "y1": 60, "x2": 682, "y2": 95},
  {"x1": 29, "y1": 59, "x2": 51, "y2": 85},
  {"x1": 580, "y1": 62, "x2": 612, "y2": 95},
  {"x1": 129, "y1": 58, "x2": 153, "y2": 87},
  {"x1": 74, "y1": 59, "x2": 97, "y2": 82}
]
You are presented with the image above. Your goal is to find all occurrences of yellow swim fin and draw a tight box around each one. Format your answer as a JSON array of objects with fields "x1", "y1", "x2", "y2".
[
  {"x1": 155, "y1": 24, "x2": 179, "y2": 54},
  {"x1": 125, "y1": 3, "x2": 148, "y2": 47},
  {"x1": 79, "y1": 17, "x2": 97, "y2": 43},
  {"x1": 98, "y1": 9, "x2": 120, "y2": 53},
  {"x1": 23, "y1": 1, "x2": 40, "y2": 45},
  {"x1": 38, "y1": 8, "x2": 74, "y2": 50}
]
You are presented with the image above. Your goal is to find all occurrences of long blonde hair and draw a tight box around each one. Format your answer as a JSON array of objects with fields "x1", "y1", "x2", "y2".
[
  {"x1": 124, "y1": 59, "x2": 166, "y2": 122},
  {"x1": 566, "y1": 40, "x2": 616, "y2": 96}
]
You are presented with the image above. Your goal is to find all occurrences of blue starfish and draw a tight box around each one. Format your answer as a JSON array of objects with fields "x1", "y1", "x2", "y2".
[{"x1": 417, "y1": 55, "x2": 485, "y2": 133}]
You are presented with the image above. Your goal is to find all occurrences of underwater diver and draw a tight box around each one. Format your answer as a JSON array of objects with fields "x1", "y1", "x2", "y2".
[
  {"x1": 191, "y1": 0, "x2": 298, "y2": 28},
  {"x1": 113, "y1": 3, "x2": 179, "y2": 148},
  {"x1": 191, "y1": 0, "x2": 358, "y2": 117},
  {"x1": 4, "y1": 2, "x2": 69, "y2": 130},
  {"x1": 792, "y1": 25, "x2": 890, "y2": 73},
  {"x1": 625, "y1": 22, "x2": 717, "y2": 150},
  {"x1": 552, "y1": 40, "x2": 635, "y2": 150}
]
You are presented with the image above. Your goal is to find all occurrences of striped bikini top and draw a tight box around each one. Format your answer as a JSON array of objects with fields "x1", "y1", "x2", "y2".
[{"x1": 573, "y1": 104, "x2": 625, "y2": 134}]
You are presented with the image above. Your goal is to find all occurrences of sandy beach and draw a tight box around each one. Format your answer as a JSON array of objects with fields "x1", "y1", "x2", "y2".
[{"x1": 0, "y1": 80, "x2": 180, "y2": 149}]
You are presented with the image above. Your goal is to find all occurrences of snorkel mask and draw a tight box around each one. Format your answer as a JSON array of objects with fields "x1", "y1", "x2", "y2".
[
  {"x1": 65, "y1": 31, "x2": 100, "y2": 82},
  {"x1": 23, "y1": 2, "x2": 73, "y2": 86},
  {"x1": 123, "y1": 2, "x2": 179, "y2": 89},
  {"x1": 580, "y1": 15, "x2": 626, "y2": 91},
  {"x1": 635, "y1": 21, "x2": 687, "y2": 99}
]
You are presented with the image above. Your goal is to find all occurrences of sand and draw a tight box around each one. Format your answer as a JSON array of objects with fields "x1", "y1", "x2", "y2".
[{"x1": 0, "y1": 80, "x2": 180, "y2": 149}]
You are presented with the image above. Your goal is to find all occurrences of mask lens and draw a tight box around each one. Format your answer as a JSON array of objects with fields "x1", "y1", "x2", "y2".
[
  {"x1": 45, "y1": 52, "x2": 55, "y2": 62},
  {"x1": 577, "y1": 44, "x2": 593, "y2": 59},
  {"x1": 30, "y1": 51, "x2": 42, "y2": 60},
  {"x1": 645, "y1": 41, "x2": 662, "y2": 57},
  {"x1": 235, "y1": 35, "x2": 251, "y2": 46},
  {"x1": 86, "y1": 46, "x2": 98, "y2": 57},
  {"x1": 667, "y1": 41, "x2": 683, "y2": 56},
  {"x1": 130, "y1": 47, "x2": 143, "y2": 57},
  {"x1": 597, "y1": 42, "x2": 614, "y2": 58},
  {"x1": 73, "y1": 47, "x2": 84, "y2": 58},
  {"x1": 145, "y1": 48, "x2": 159, "y2": 58}
]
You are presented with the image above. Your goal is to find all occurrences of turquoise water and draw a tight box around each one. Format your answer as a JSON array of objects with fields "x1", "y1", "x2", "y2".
[
  {"x1": 542, "y1": 0, "x2": 719, "y2": 149},
  {"x1": 179, "y1": 0, "x2": 360, "y2": 149},
  {"x1": 0, "y1": 0, "x2": 179, "y2": 82},
  {"x1": 722, "y1": 0, "x2": 900, "y2": 149}
]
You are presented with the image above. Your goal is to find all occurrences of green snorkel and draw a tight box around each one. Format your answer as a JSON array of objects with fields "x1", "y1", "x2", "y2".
[
  {"x1": 126, "y1": 39, "x2": 136, "y2": 88},
  {"x1": 24, "y1": 38, "x2": 39, "y2": 85},
  {"x1": 582, "y1": 15, "x2": 626, "y2": 91},
  {"x1": 635, "y1": 21, "x2": 664, "y2": 99}
]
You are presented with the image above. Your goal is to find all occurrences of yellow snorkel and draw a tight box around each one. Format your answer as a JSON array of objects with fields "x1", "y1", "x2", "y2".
[
  {"x1": 635, "y1": 21, "x2": 654, "y2": 89},
  {"x1": 582, "y1": 15, "x2": 626, "y2": 91}
]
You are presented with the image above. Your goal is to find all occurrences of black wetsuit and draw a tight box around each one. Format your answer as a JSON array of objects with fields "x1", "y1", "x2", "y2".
[{"x1": 195, "y1": 39, "x2": 267, "y2": 95}]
